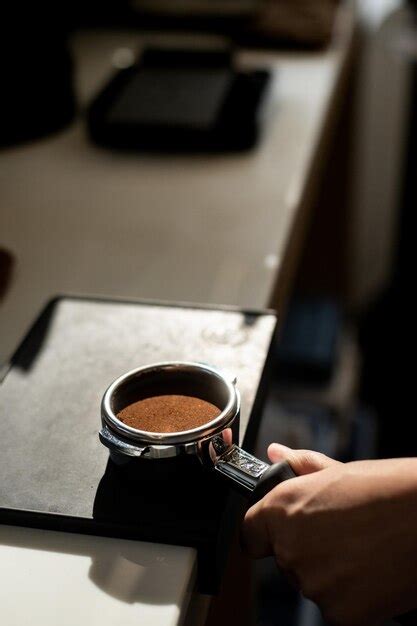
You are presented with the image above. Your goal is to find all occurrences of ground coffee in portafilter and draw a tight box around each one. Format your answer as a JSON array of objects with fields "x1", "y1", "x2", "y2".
[{"x1": 117, "y1": 394, "x2": 221, "y2": 433}]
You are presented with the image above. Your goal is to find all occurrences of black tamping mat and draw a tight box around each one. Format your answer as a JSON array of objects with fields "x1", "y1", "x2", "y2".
[{"x1": 0, "y1": 296, "x2": 276, "y2": 592}]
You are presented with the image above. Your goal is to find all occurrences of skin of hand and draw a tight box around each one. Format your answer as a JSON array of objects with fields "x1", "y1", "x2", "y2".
[{"x1": 242, "y1": 443, "x2": 417, "y2": 626}]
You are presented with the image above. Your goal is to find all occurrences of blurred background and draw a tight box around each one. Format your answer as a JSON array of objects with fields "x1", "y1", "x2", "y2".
[{"x1": 1, "y1": 1, "x2": 416, "y2": 625}]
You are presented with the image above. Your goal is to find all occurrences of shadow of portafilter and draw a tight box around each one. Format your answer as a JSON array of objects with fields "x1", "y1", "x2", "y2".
[{"x1": 0, "y1": 522, "x2": 191, "y2": 607}]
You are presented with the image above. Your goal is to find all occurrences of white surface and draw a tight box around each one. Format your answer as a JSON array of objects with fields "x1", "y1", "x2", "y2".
[
  {"x1": 0, "y1": 9, "x2": 353, "y2": 364},
  {"x1": 0, "y1": 525, "x2": 196, "y2": 626}
]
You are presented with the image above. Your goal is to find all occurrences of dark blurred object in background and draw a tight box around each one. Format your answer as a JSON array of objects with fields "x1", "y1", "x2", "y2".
[
  {"x1": 0, "y1": 248, "x2": 14, "y2": 302},
  {"x1": 236, "y1": 0, "x2": 340, "y2": 49},
  {"x1": 132, "y1": 0, "x2": 259, "y2": 18},
  {"x1": 87, "y1": 46, "x2": 270, "y2": 152},
  {"x1": 128, "y1": 0, "x2": 340, "y2": 50},
  {"x1": 274, "y1": 297, "x2": 341, "y2": 385},
  {"x1": 0, "y1": 7, "x2": 75, "y2": 147},
  {"x1": 360, "y1": 2, "x2": 417, "y2": 459}
]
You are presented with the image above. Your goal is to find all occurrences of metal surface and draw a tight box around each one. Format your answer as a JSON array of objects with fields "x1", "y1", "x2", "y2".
[{"x1": 213, "y1": 444, "x2": 269, "y2": 491}]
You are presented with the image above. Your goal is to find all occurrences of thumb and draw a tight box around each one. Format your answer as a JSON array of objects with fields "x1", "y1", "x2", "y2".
[{"x1": 267, "y1": 443, "x2": 341, "y2": 476}]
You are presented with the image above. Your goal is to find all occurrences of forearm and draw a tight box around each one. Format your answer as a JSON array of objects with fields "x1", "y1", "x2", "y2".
[{"x1": 350, "y1": 458, "x2": 417, "y2": 620}]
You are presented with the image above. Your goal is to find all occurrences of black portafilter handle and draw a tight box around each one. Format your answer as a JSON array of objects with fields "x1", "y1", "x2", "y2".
[
  {"x1": 251, "y1": 460, "x2": 297, "y2": 504},
  {"x1": 211, "y1": 439, "x2": 296, "y2": 504}
]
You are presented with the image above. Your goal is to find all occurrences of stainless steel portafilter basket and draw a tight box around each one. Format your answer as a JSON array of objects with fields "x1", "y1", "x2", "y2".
[{"x1": 100, "y1": 361, "x2": 295, "y2": 503}]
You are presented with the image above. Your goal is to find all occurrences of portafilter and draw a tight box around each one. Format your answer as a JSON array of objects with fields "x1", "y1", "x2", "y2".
[{"x1": 99, "y1": 361, "x2": 295, "y2": 504}]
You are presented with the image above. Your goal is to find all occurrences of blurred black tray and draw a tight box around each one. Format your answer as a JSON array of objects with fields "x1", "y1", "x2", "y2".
[{"x1": 87, "y1": 48, "x2": 270, "y2": 152}]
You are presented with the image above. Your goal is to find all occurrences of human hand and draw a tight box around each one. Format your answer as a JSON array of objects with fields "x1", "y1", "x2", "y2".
[{"x1": 242, "y1": 444, "x2": 417, "y2": 626}]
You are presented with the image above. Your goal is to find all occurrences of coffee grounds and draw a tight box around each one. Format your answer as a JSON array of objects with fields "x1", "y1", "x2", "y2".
[{"x1": 117, "y1": 394, "x2": 221, "y2": 433}]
